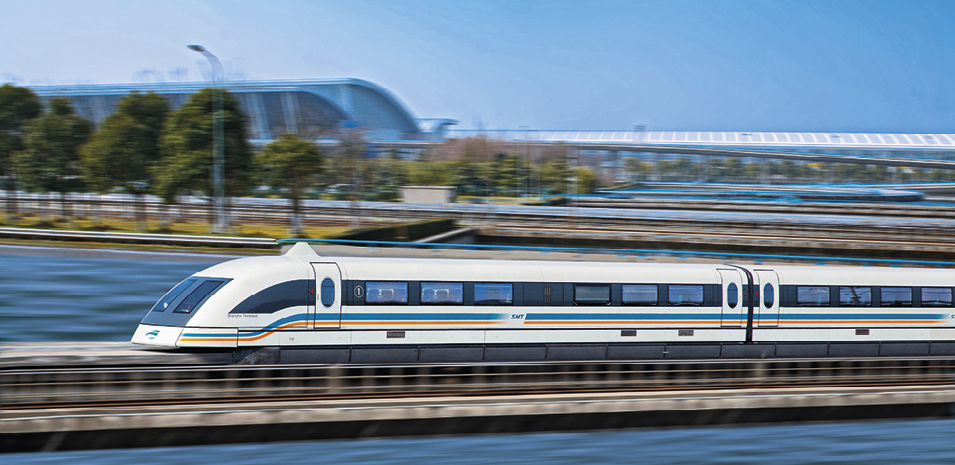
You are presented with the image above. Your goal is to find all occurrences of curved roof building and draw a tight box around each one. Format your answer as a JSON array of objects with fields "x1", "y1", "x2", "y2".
[{"x1": 29, "y1": 79, "x2": 456, "y2": 144}]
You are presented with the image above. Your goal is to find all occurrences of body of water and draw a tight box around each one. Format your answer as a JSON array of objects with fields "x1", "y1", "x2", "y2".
[
  {"x1": 8, "y1": 418, "x2": 955, "y2": 464},
  {"x1": 0, "y1": 246, "x2": 228, "y2": 343}
]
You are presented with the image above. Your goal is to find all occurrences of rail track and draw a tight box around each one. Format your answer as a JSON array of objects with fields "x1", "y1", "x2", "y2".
[
  {"x1": 8, "y1": 193, "x2": 955, "y2": 230},
  {"x1": 5, "y1": 358, "x2": 955, "y2": 411}
]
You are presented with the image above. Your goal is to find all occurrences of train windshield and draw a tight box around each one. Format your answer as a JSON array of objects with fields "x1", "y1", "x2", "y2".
[
  {"x1": 150, "y1": 278, "x2": 197, "y2": 313},
  {"x1": 174, "y1": 280, "x2": 227, "y2": 314}
]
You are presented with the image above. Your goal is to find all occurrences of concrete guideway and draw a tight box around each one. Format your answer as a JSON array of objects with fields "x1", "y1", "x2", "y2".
[
  {"x1": 4, "y1": 386, "x2": 955, "y2": 452},
  {"x1": 5, "y1": 343, "x2": 955, "y2": 451}
]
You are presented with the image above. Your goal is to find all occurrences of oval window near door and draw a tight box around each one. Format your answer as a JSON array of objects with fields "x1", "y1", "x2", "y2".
[
  {"x1": 764, "y1": 283, "x2": 775, "y2": 308},
  {"x1": 321, "y1": 278, "x2": 335, "y2": 307},
  {"x1": 727, "y1": 283, "x2": 739, "y2": 309}
]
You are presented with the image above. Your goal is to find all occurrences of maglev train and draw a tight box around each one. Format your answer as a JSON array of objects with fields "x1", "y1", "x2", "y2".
[{"x1": 132, "y1": 242, "x2": 955, "y2": 363}]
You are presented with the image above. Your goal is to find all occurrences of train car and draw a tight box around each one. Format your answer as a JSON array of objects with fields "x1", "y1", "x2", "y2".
[{"x1": 131, "y1": 242, "x2": 955, "y2": 363}]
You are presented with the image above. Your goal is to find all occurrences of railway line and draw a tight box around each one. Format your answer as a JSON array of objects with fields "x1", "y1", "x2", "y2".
[
  {"x1": 5, "y1": 357, "x2": 955, "y2": 410},
  {"x1": 9, "y1": 192, "x2": 955, "y2": 228},
  {"x1": 6, "y1": 354, "x2": 955, "y2": 451}
]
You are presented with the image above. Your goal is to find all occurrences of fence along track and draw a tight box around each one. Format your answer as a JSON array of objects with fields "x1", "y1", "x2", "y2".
[
  {"x1": 6, "y1": 194, "x2": 955, "y2": 246},
  {"x1": 4, "y1": 358, "x2": 955, "y2": 409}
]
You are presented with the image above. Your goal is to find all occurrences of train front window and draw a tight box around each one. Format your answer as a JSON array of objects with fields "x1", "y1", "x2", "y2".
[
  {"x1": 922, "y1": 287, "x2": 953, "y2": 307},
  {"x1": 174, "y1": 279, "x2": 226, "y2": 314},
  {"x1": 150, "y1": 278, "x2": 197, "y2": 313},
  {"x1": 881, "y1": 287, "x2": 912, "y2": 307}
]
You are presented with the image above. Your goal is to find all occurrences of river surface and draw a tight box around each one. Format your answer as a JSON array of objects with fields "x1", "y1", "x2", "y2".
[
  {"x1": 0, "y1": 245, "x2": 232, "y2": 343},
  {"x1": 7, "y1": 419, "x2": 955, "y2": 464},
  {"x1": 3, "y1": 245, "x2": 955, "y2": 463}
]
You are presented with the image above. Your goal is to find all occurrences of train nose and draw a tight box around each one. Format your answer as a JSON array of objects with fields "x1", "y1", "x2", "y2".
[{"x1": 131, "y1": 324, "x2": 183, "y2": 347}]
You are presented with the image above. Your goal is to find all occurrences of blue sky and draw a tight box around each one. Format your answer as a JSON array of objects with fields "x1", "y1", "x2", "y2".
[{"x1": 2, "y1": 0, "x2": 953, "y2": 133}]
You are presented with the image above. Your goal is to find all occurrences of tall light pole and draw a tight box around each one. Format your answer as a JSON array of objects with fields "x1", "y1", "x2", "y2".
[{"x1": 188, "y1": 44, "x2": 226, "y2": 233}]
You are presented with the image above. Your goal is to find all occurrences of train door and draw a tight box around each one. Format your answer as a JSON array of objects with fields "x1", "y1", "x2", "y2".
[
  {"x1": 718, "y1": 269, "x2": 745, "y2": 327},
  {"x1": 753, "y1": 270, "x2": 779, "y2": 327},
  {"x1": 311, "y1": 262, "x2": 342, "y2": 329}
]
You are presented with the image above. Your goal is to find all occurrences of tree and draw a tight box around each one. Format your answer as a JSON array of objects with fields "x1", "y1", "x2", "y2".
[
  {"x1": 491, "y1": 152, "x2": 521, "y2": 196},
  {"x1": 257, "y1": 134, "x2": 323, "y2": 236},
  {"x1": 18, "y1": 98, "x2": 91, "y2": 223},
  {"x1": 81, "y1": 92, "x2": 169, "y2": 230},
  {"x1": 0, "y1": 84, "x2": 41, "y2": 222},
  {"x1": 154, "y1": 89, "x2": 253, "y2": 226},
  {"x1": 575, "y1": 166, "x2": 599, "y2": 194},
  {"x1": 541, "y1": 154, "x2": 571, "y2": 195}
]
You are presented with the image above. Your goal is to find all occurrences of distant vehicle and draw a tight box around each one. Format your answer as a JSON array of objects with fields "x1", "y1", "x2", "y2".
[{"x1": 133, "y1": 242, "x2": 955, "y2": 363}]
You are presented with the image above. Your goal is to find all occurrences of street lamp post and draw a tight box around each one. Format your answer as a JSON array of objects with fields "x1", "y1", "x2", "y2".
[{"x1": 187, "y1": 45, "x2": 227, "y2": 234}]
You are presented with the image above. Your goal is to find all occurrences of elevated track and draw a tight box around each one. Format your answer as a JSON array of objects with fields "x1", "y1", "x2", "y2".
[{"x1": 5, "y1": 354, "x2": 955, "y2": 452}]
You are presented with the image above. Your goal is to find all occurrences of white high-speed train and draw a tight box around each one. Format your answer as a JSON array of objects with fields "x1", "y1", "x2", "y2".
[{"x1": 132, "y1": 242, "x2": 955, "y2": 363}]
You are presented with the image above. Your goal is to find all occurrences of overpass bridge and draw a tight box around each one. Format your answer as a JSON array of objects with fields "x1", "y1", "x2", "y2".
[{"x1": 443, "y1": 130, "x2": 955, "y2": 176}]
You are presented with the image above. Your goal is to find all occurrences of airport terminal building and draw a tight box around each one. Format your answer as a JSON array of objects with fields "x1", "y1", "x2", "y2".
[{"x1": 29, "y1": 79, "x2": 457, "y2": 145}]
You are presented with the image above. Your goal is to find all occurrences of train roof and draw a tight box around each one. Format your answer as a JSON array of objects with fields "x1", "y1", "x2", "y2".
[
  {"x1": 769, "y1": 265, "x2": 955, "y2": 285},
  {"x1": 196, "y1": 244, "x2": 955, "y2": 286},
  {"x1": 282, "y1": 242, "x2": 722, "y2": 283}
]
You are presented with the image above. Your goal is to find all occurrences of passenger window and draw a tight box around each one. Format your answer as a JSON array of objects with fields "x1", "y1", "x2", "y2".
[
  {"x1": 174, "y1": 279, "x2": 226, "y2": 314},
  {"x1": 474, "y1": 283, "x2": 513, "y2": 305},
  {"x1": 763, "y1": 283, "x2": 775, "y2": 308},
  {"x1": 727, "y1": 283, "x2": 739, "y2": 309},
  {"x1": 796, "y1": 286, "x2": 830, "y2": 307},
  {"x1": 321, "y1": 278, "x2": 335, "y2": 308},
  {"x1": 421, "y1": 282, "x2": 464, "y2": 305},
  {"x1": 839, "y1": 287, "x2": 872, "y2": 307},
  {"x1": 150, "y1": 278, "x2": 197, "y2": 312},
  {"x1": 365, "y1": 282, "x2": 409, "y2": 304},
  {"x1": 668, "y1": 285, "x2": 704, "y2": 306},
  {"x1": 574, "y1": 284, "x2": 611, "y2": 305},
  {"x1": 921, "y1": 287, "x2": 953, "y2": 307},
  {"x1": 622, "y1": 285, "x2": 658, "y2": 306},
  {"x1": 880, "y1": 287, "x2": 912, "y2": 307}
]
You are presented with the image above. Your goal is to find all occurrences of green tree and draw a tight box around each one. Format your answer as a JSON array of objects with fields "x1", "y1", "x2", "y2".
[
  {"x1": 257, "y1": 134, "x2": 324, "y2": 236},
  {"x1": 575, "y1": 166, "x2": 599, "y2": 194},
  {"x1": 0, "y1": 84, "x2": 41, "y2": 222},
  {"x1": 623, "y1": 157, "x2": 652, "y2": 182},
  {"x1": 80, "y1": 92, "x2": 169, "y2": 230},
  {"x1": 154, "y1": 89, "x2": 253, "y2": 227},
  {"x1": 541, "y1": 154, "x2": 571, "y2": 195},
  {"x1": 18, "y1": 98, "x2": 91, "y2": 223},
  {"x1": 491, "y1": 152, "x2": 521, "y2": 196},
  {"x1": 451, "y1": 159, "x2": 485, "y2": 197}
]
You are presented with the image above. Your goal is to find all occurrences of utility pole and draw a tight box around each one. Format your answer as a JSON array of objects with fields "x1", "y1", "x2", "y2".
[{"x1": 188, "y1": 45, "x2": 227, "y2": 233}]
